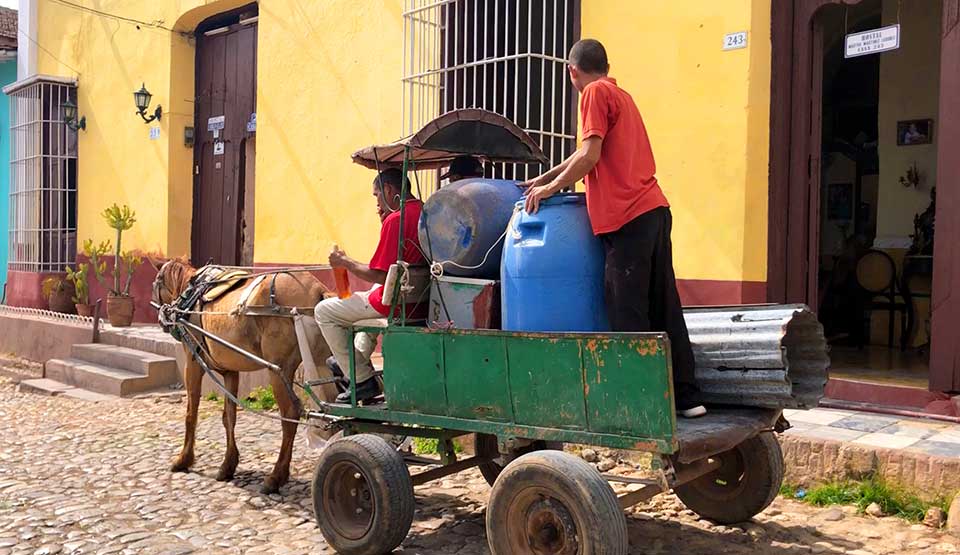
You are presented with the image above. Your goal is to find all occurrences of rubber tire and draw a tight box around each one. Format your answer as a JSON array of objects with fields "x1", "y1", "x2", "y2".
[
  {"x1": 311, "y1": 434, "x2": 415, "y2": 555},
  {"x1": 674, "y1": 431, "x2": 784, "y2": 524},
  {"x1": 475, "y1": 434, "x2": 564, "y2": 487},
  {"x1": 486, "y1": 450, "x2": 627, "y2": 555}
]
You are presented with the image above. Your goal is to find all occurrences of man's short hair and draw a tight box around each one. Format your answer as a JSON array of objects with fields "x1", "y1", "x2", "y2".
[
  {"x1": 568, "y1": 39, "x2": 609, "y2": 75},
  {"x1": 442, "y1": 155, "x2": 484, "y2": 180},
  {"x1": 374, "y1": 168, "x2": 410, "y2": 192}
]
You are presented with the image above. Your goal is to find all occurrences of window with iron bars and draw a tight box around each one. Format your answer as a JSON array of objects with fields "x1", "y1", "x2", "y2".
[
  {"x1": 402, "y1": 0, "x2": 580, "y2": 192},
  {"x1": 8, "y1": 78, "x2": 78, "y2": 273}
]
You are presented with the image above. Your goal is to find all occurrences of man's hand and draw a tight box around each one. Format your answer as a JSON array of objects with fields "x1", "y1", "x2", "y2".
[
  {"x1": 518, "y1": 174, "x2": 548, "y2": 190},
  {"x1": 524, "y1": 182, "x2": 559, "y2": 214},
  {"x1": 329, "y1": 245, "x2": 349, "y2": 269}
]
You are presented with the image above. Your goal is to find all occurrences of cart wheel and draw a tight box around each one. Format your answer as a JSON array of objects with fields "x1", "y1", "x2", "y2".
[
  {"x1": 311, "y1": 434, "x2": 415, "y2": 555},
  {"x1": 475, "y1": 434, "x2": 564, "y2": 487},
  {"x1": 486, "y1": 450, "x2": 627, "y2": 555},
  {"x1": 674, "y1": 431, "x2": 784, "y2": 524}
]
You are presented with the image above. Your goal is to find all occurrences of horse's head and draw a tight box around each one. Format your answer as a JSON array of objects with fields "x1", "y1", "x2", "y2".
[{"x1": 151, "y1": 257, "x2": 195, "y2": 306}]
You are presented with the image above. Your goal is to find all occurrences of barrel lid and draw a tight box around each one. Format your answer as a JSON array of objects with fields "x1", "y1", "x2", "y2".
[{"x1": 514, "y1": 192, "x2": 586, "y2": 210}]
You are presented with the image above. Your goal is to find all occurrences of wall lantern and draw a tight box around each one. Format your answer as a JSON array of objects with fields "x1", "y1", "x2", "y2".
[
  {"x1": 133, "y1": 83, "x2": 162, "y2": 124},
  {"x1": 61, "y1": 99, "x2": 86, "y2": 131}
]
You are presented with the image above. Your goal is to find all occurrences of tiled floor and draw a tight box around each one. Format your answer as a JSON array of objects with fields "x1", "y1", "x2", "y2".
[
  {"x1": 783, "y1": 407, "x2": 960, "y2": 457},
  {"x1": 828, "y1": 345, "x2": 929, "y2": 388}
]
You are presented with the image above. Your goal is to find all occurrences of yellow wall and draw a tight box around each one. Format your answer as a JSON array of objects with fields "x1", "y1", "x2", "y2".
[
  {"x1": 36, "y1": 0, "x2": 403, "y2": 263},
  {"x1": 40, "y1": 0, "x2": 774, "y2": 282},
  {"x1": 877, "y1": 0, "x2": 941, "y2": 240},
  {"x1": 253, "y1": 1, "x2": 403, "y2": 263},
  {"x1": 581, "y1": 0, "x2": 771, "y2": 283}
]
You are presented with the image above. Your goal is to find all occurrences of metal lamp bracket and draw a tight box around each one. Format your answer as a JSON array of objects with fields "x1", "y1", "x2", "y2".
[{"x1": 138, "y1": 105, "x2": 162, "y2": 124}]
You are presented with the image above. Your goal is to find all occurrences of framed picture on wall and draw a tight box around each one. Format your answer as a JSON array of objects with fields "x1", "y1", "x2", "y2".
[
  {"x1": 827, "y1": 183, "x2": 853, "y2": 221},
  {"x1": 897, "y1": 119, "x2": 934, "y2": 146}
]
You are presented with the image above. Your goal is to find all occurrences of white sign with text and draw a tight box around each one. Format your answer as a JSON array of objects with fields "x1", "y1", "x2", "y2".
[{"x1": 845, "y1": 25, "x2": 900, "y2": 58}]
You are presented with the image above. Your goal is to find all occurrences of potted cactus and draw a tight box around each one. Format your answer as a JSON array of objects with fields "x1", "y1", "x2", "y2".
[
  {"x1": 101, "y1": 204, "x2": 139, "y2": 326},
  {"x1": 42, "y1": 276, "x2": 76, "y2": 314},
  {"x1": 66, "y1": 263, "x2": 93, "y2": 316}
]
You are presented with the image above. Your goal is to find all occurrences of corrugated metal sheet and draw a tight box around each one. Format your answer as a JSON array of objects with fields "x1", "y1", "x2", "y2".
[{"x1": 685, "y1": 304, "x2": 829, "y2": 410}]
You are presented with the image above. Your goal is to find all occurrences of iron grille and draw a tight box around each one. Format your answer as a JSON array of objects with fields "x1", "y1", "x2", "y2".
[
  {"x1": 8, "y1": 78, "x2": 78, "y2": 273},
  {"x1": 402, "y1": 0, "x2": 579, "y2": 192}
]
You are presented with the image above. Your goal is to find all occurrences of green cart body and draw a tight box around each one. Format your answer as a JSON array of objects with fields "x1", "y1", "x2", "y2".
[
  {"x1": 316, "y1": 324, "x2": 782, "y2": 461},
  {"x1": 307, "y1": 110, "x2": 795, "y2": 555}
]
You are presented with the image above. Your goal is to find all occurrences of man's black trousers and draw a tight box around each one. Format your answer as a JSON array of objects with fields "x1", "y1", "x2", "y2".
[{"x1": 598, "y1": 206, "x2": 699, "y2": 399}]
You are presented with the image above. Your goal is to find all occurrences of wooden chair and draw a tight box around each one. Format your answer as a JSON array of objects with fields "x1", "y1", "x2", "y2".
[{"x1": 855, "y1": 249, "x2": 910, "y2": 350}]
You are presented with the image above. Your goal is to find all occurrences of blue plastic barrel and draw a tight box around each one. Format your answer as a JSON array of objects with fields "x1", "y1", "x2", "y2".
[
  {"x1": 501, "y1": 193, "x2": 609, "y2": 332},
  {"x1": 418, "y1": 178, "x2": 523, "y2": 279}
]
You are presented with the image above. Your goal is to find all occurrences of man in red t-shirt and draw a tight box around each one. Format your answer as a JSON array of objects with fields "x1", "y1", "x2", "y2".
[
  {"x1": 314, "y1": 168, "x2": 425, "y2": 403},
  {"x1": 521, "y1": 39, "x2": 705, "y2": 418}
]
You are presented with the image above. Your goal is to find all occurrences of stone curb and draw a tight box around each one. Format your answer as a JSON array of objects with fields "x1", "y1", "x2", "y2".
[{"x1": 780, "y1": 434, "x2": 960, "y2": 498}]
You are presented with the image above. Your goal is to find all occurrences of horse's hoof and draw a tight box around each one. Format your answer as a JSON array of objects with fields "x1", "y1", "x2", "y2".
[
  {"x1": 216, "y1": 468, "x2": 235, "y2": 482},
  {"x1": 170, "y1": 457, "x2": 193, "y2": 473},
  {"x1": 260, "y1": 478, "x2": 281, "y2": 495}
]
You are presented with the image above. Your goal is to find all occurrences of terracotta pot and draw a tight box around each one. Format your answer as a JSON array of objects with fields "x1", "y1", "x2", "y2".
[
  {"x1": 106, "y1": 295, "x2": 135, "y2": 327},
  {"x1": 47, "y1": 283, "x2": 77, "y2": 314},
  {"x1": 76, "y1": 303, "x2": 95, "y2": 317}
]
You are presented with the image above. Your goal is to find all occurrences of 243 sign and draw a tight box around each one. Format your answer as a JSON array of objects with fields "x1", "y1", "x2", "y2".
[{"x1": 723, "y1": 31, "x2": 748, "y2": 51}]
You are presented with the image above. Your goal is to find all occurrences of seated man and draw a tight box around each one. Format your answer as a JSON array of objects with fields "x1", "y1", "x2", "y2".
[
  {"x1": 441, "y1": 154, "x2": 484, "y2": 183},
  {"x1": 315, "y1": 168, "x2": 425, "y2": 403}
]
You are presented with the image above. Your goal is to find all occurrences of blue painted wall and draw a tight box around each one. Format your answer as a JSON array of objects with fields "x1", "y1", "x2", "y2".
[{"x1": 0, "y1": 59, "x2": 15, "y2": 299}]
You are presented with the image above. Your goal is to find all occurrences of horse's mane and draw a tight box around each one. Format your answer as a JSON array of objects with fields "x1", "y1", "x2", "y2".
[{"x1": 164, "y1": 257, "x2": 196, "y2": 297}]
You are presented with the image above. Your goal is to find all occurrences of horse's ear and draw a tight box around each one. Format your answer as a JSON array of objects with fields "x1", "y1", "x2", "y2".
[{"x1": 147, "y1": 256, "x2": 161, "y2": 272}]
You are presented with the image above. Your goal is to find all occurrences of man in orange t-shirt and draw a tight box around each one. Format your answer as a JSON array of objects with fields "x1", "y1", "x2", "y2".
[{"x1": 522, "y1": 39, "x2": 705, "y2": 418}]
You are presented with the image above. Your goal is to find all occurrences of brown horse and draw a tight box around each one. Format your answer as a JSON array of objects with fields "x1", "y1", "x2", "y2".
[{"x1": 151, "y1": 258, "x2": 339, "y2": 493}]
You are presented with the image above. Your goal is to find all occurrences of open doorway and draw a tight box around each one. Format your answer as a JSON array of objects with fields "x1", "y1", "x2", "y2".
[{"x1": 813, "y1": 1, "x2": 941, "y2": 389}]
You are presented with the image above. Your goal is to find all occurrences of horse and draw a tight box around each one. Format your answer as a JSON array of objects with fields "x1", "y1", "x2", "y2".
[{"x1": 151, "y1": 258, "x2": 339, "y2": 494}]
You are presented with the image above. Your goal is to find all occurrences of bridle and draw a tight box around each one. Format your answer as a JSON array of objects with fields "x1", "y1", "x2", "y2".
[{"x1": 152, "y1": 261, "x2": 176, "y2": 305}]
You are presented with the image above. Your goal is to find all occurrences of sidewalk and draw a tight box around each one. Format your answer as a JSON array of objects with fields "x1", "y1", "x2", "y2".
[{"x1": 781, "y1": 407, "x2": 960, "y2": 495}]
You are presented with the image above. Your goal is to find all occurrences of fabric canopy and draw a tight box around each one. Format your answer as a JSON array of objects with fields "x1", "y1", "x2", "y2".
[{"x1": 351, "y1": 109, "x2": 549, "y2": 170}]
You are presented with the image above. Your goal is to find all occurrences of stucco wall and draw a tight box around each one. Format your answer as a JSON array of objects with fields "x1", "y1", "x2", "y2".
[
  {"x1": 0, "y1": 59, "x2": 16, "y2": 295},
  {"x1": 580, "y1": 0, "x2": 772, "y2": 284},
  {"x1": 876, "y1": 0, "x2": 942, "y2": 240},
  {"x1": 36, "y1": 0, "x2": 773, "y2": 289},
  {"x1": 35, "y1": 0, "x2": 403, "y2": 264}
]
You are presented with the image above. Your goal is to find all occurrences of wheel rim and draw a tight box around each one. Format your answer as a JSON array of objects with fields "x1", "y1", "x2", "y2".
[
  {"x1": 506, "y1": 487, "x2": 580, "y2": 555},
  {"x1": 322, "y1": 461, "x2": 375, "y2": 541},
  {"x1": 688, "y1": 447, "x2": 748, "y2": 502}
]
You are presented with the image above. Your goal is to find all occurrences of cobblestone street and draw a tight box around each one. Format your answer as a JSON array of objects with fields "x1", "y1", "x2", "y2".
[{"x1": 1, "y1": 372, "x2": 959, "y2": 555}]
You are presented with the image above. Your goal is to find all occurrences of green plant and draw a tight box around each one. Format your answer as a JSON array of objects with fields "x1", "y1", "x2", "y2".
[
  {"x1": 244, "y1": 386, "x2": 277, "y2": 411},
  {"x1": 41, "y1": 276, "x2": 66, "y2": 299},
  {"x1": 65, "y1": 264, "x2": 90, "y2": 305},
  {"x1": 83, "y1": 238, "x2": 110, "y2": 289},
  {"x1": 120, "y1": 251, "x2": 143, "y2": 296},
  {"x1": 412, "y1": 437, "x2": 464, "y2": 456},
  {"x1": 101, "y1": 204, "x2": 137, "y2": 296},
  {"x1": 783, "y1": 477, "x2": 953, "y2": 523}
]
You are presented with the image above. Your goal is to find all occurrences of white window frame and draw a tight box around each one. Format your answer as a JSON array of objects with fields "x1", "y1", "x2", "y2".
[
  {"x1": 402, "y1": 0, "x2": 579, "y2": 191},
  {"x1": 5, "y1": 75, "x2": 78, "y2": 273}
]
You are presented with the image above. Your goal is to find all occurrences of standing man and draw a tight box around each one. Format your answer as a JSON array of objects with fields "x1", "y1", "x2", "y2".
[
  {"x1": 315, "y1": 168, "x2": 425, "y2": 403},
  {"x1": 522, "y1": 39, "x2": 705, "y2": 418}
]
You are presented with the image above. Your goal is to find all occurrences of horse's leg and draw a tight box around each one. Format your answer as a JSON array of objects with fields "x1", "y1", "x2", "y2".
[
  {"x1": 171, "y1": 355, "x2": 203, "y2": 472},
  {"x1": 217, "y1": 371, "x2": 241, "y2": 481},
  {"x1": 262, "y1": 368, "x2": 300, "y2": 494}
]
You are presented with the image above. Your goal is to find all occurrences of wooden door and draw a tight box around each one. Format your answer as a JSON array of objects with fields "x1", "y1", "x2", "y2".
[
  {"x1": 769, "y1": 0, "x2": 869, "y2": 306},
  {"x1": 930, "y1": 0, "x2": 960, "y2": 392},
  {"x1": 193, "y1": 20, "x2": 257, "y2": 266}
]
